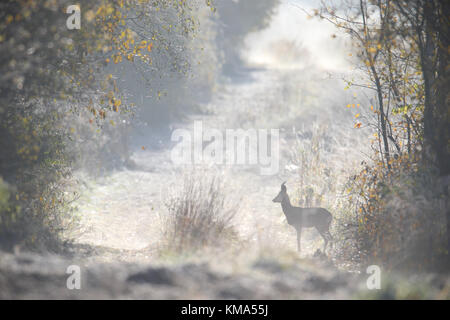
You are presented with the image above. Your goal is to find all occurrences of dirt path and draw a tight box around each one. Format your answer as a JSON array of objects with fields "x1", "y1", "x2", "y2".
[
  {"x1": 72, "y1": 69, "x2": 333, "y2": 261},
  {"x1": 21, "y1": 67, "x2": 358, "y2": 299},
  {"x1": 13, "y1": 67, "x2": 360, "y2": 299},
  {"x1": 2, "y1": 68, "x2": 448, "y2": 299},
  {"x1": 1, "y1": 64, "x2": 383, "y2": 301}
]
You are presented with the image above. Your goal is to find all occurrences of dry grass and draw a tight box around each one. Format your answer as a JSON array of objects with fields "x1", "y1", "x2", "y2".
[
  {"x1": 333, "y1": 163, "x2": 448, "y2": 273},
  {"x1": 162, "y1": 172, "x2": 238, "y2": 253}
]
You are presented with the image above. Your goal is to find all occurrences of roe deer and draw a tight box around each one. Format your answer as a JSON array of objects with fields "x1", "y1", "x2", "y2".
[{"x1": 272, "y1": 182, "x2": 332, "y2": 253}]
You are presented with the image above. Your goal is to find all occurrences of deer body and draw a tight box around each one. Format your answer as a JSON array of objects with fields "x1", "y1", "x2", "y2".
[{"x1": 273, "y1": 182, "x2": 332, "y2": 253}]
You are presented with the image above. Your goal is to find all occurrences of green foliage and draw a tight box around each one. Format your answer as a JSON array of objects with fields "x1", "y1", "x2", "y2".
[{"x1": 0, "y1": 100, "x2": 75, "y2": 251}]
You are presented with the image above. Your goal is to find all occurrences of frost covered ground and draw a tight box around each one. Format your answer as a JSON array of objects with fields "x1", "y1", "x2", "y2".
[{"x1": 1, "y1": 67, "x2": 447, "y2": 300}]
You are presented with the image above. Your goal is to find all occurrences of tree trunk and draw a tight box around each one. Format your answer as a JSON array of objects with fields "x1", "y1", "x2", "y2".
[{"x1": 421, "y1": 0, "x2": 450, "y2": 258}]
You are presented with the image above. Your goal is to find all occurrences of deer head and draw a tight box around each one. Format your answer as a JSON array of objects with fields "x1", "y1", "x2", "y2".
[{"x1": 272, "y1": 181, "x2": 287, "y2": 203}]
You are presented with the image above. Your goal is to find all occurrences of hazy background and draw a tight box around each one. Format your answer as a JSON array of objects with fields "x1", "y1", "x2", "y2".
[{"x1": 2, "y1": 0, "x2": 447, "y2": 300}]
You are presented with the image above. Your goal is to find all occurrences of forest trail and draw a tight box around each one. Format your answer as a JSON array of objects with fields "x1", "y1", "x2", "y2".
[
  {"x1": 1, "y1": 68, "x2": 372, "y2": 299},
  {"x1": 72, "y1": 68, "x2": 329, "y2": 262},
  {"x1": 1, "y1": 1, "x2": 448, "y2": 301},
  {"x1": 2, "y1": 68, "x2": 446, "y2": 300}
]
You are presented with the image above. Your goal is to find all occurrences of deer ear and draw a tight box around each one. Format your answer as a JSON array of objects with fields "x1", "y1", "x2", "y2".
[{"x1": 281, "y1": 181, "x2": 287, "y2": 191}]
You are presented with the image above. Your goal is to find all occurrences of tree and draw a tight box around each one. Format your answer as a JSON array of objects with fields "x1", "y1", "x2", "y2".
[
  {"x1": 319, "y1": 0, "x2": 427, "y2": 169},
  {"x1": 393, "y1": 1, "x2": 449, "y2": 176},
  {"x1": 0, "y1": 0, "x2": 213, "y2": 249},
  {"x1": 393, "y1": 0, "x2": 449, "y2": 257},
  {"x1": 316, "y1": 0, "x2": 449, "y2": 269}
]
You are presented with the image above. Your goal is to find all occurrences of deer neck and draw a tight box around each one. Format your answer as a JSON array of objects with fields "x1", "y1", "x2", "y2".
[
  {"x1": 281, "y1": 195, "x2": 293, "y2": 216},
  {"x1": 281, "y1": 195, "x2": 303, "y2": 226}
]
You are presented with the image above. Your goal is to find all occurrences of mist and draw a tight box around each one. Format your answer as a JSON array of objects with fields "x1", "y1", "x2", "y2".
[{"x1": 0, "y1": 0, "x2": 448, "y2": 301}]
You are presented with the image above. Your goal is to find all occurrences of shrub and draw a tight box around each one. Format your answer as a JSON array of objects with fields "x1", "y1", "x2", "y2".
[
  {"x1": 288, "y1": 123, "x2": 338, "y2": 208},
  {"x1": 0, "y1": 100, "x2": 77, "y2": 251},
  {"x1": 162, "y1": 173, "x2": 238, "y2": 253},
  {"x1": 336, "y1": 156, "x2": 448, "y2": 272}
]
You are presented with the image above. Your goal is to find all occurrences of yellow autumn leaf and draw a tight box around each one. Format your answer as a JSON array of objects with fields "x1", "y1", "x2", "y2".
[
  {"x1": 85, "y1": 10, "x2": 95, "y2": 22},
  {"x1": 105, "y1": 5, "x2": 114, "y2": 15}
]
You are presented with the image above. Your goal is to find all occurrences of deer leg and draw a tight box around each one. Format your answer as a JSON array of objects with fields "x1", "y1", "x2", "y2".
[
  {"x1": 326, "y1": 231, "x2": 333, "y2": 250},
  {"x1": 296, "y1": 227, "x2": 302, "y2": 253},
  {"x1": 317, "y1": 227, "x2": 329, "y2": 253},
  {"x1": 323, "y1": 230, "x2": 333, "y2": 253},
  {"x1": 323, "y1": 236, "x2": 328, "y2": 252}
]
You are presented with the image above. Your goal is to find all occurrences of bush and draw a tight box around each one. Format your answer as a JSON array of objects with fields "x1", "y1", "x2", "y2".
[
  {"x1": 0, "y1": 0, "x2": 215, "y2": 251},
  {"x1": 0, "y1": 100, "x2": 77, "y2": 251},
  {"x1": 288, "y1": 123, "x2": 338, "y2": 208},
  {"x1": 162, "y1": 173, "x2": 238, "y2": 253},
  {"x1": 335, "y1": 156, "x2": 448, "y2": 272}
]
